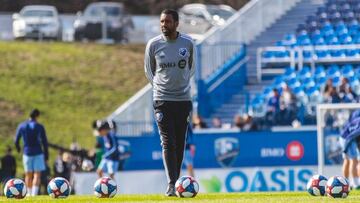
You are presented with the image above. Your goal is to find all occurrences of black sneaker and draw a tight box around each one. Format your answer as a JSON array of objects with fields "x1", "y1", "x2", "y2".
[{"x1": 165, "y1": 184, "x2": 176, "y2": 197}]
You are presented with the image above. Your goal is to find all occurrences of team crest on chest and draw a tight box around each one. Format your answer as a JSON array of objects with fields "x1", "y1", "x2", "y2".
[{"x1": 179, "y1": 48, "x2": 188, "y2": 57}]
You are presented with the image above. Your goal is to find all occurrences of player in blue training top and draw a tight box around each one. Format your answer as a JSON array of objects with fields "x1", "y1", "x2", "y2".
[
  {"x1": 95, "y1": 120, "x2": 119, "y2": 179},
  {"x1": 340, "y1": 110, "x2": 360, "y2": 189},
  {"x1": 15, "y1": 109, "x2": 48, "y2": 196}
]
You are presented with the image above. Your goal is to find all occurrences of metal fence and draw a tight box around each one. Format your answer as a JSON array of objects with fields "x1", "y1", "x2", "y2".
[
  {"x1": 257, "y1": 44, "x2": 360, "y2": 81},
  {"x1": 114, "y1": 121, "x2": 154, "y2": 137},
  {"x1": 109, "y1": 84, "x2": 153, "y2": 136}
]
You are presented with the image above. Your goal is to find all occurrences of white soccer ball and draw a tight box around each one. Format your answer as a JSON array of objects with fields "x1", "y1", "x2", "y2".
[
  {"x1": 4, "y1": 178, "x2": 27, "y2": 199},
  {"x1": 94, "y1": 177, "x2": 117, "y2": 198},
  {"x1": 326, "y1": 176, "x2": 350, "y2": 198},
  {"x1": 306, "y1": 174, "x2": 327, "y2": 196},
  {"x1": 82, "y1": 159, "x2": 94, "y2": 171},
  {"x1": 47, "y1": 177, "x2": 71, "y2": 198},
  {"x1": 175, "y1": 176, "x2": 199, "y2": 198}
]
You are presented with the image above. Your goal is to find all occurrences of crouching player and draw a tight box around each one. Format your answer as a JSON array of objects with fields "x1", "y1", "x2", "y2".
[
  {"x1": 340, "y1": 110, "x2": 360, "y2": 189},
  {"x1": 95, "y1": 120, "x2": 119, "y2": 179}
]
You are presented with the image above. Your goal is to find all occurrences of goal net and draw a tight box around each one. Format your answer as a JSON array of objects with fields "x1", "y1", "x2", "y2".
[{"x1": 317, "y1": 103, "x2": 360, "y2": 177}]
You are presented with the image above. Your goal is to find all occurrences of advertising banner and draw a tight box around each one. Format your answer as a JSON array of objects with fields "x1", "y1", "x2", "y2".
[
  {"x1": 74, "y1": 166, "x2": 316, "y2": 194},
  {"x1": 119, "y1": 130, "x2": 318, "y2": 170}
]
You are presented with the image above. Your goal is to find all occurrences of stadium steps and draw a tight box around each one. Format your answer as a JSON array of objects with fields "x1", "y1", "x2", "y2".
[
  {"x1": 205, "y1": 80, "x2": 272, "y2": 126},
  {"x1": 246, "y1": 0, "x2": 324, "y2": 84},
  {"x1": 204, "y1": 0, "x2": 325, "y2": 126}
]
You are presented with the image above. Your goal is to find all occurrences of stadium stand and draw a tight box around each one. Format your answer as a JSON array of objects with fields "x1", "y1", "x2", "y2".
[
  {"x1": 205, "y1": 0, "x2": 324, "y2": 126},
  {"x1": 249, "y1": 0, "x2": 360, "y2": 128}
]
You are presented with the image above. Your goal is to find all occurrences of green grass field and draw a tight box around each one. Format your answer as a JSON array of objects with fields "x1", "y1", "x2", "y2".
[
  {"x1": 1, "y1": 191, "x2": 360, "y2": 203},
  {"x1": 0, "y1": 41, "x2": 146, "y2": 174}
]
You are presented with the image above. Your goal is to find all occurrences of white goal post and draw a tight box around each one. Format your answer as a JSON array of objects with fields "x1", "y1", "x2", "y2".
[{"x1": 317, "y1": 103, "x2": 360, "y2": 176}]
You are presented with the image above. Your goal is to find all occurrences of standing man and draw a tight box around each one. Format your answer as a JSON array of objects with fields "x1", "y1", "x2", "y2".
[
  {"x1": 15, "y1": 109, "x2": 48, "y2": 196},
  {"x1": 144, "y1": 9, "x2": 196, "y2": 196}
]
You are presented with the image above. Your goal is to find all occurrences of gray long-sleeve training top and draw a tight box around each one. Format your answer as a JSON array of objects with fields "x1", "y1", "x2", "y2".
[{"x1": 144, "y1": 33, "x2": 196, "y2": 101}]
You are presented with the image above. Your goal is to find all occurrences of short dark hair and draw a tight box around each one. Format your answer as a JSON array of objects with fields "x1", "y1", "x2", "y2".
[
  {"x1": 161, "y1": 9, "x2": 179, "y2": 22},
  {"x1": 30, "y1": 109, "x2": 40, "y2": 119}
]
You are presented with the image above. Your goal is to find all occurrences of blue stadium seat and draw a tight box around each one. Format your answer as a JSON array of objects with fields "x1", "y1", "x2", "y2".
[
  {"x1": 306, "y1": 86, "x2": 320, "y2": 98},
  {"x1": 344, "y1": 11, "x2": 355, "y2": 22},
  {"x1": 287, "y1": 77, "x2": 301, "y2": 89},
  {"x1": 321, "y1": 23, "x2": 335, "y2": 37},
  {"x1": 250, "y1": 95, "x2": 266, "y2": 117},
  {"x1": 352, "y1": 35, "x2": 360, "y2": 43},
  {"x1": 293, "y1": 86, "x2": 309, "y2": 105},
  {"x1": 330, "y1": 49, "x2": 346, "y2": 57},
  {"x1": 316, "y1": 76, "x2": 327, "y2": 86},
  {"x1": 298, "y1": 66, "x2": 311, "y2": 80},
  {"x1": 326, "y1": 36, "x2": 340, "y2": 45},
  {"x1": 313, "y1": 37, "x2": 326, "y2": 45},
  {"x1": 341, "y1": 64, "x2": 355, "y2": 77},
  {"x1": 327, "y1": 3, "x2": 338, "y2": 12},
  {"x1": 293, "y1": 86, "x2": 304, "y2": 95},
  {"x1": 349, "y1": 76, "x2": 360, "y2": 86},
  {"x1": 298, "y1": 37, "x2": 312, "y2": 46},
  {"x1": 315, "y1": 49, "x2": 330, "y2": 58},
  {"x1": 330, "y1": 11, "x2": 342, "y2": 22},
  {"x1": 355, "y1": 67, "x2": 360, "y2": 77},
  {"x1": 303, "y1": 77, "x2": 316, "y2": 89},
  {"x1": 341, "y1": 3, "x2": 351, "y2": 11},
  {"x1": 273, "y1": 76, "x2": 285, "y2": 88},
  {"x1": 332, "y1": 76, "x2": 341, "y2": 86},
  {"x1": 348, "y1": 20, "x2": 359, "y2": 36},
  {"x1": 307, "y1": 86, "x2": 322, "y2": 110},
  {"x1": 335, "y1": 22, "x2": 347, "y2": 31},
  {"x1": 327, "y1": 64, "x2": 341, "y2": 78},
  {"x1": 262, "y1": 51, "x2": 274, "y2": 59},
  {"x1": 274, "y1": 51, "x2": 290, "y2": 58},
  {"x1": 303, "y1": 50, "x2": 312, "y2": 59},
  {"x1": 284, "y1": 67, "x2": 296, "y2": 80},
  {"x1": 346, "y1": 49, "x2": 359, "y2": 57},
  {"x1": 282, "y1": 34, "x2": 297, "y2": 46},
  {"x1": 340, "y1": 35, "x2": 353, "y2": 44},
  {"x1": 315, "y1": 65, "x2": 326, "y2": 78},
  {"x1": 263, "y1": 86, "x2": 274, "y2": 98},
  {"x1": 296, "y1": 24, "x2": 308, "y2": 35}
]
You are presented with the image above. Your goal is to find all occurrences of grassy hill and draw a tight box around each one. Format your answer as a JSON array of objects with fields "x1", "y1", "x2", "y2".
[{"x1": 0, "y1": 41, "x2": 146, "y2": 175}]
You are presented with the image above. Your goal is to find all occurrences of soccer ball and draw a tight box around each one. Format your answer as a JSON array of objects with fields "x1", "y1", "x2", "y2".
[
  {"x1": 175, "y1": 176, "x2": 199, "y2": 198},
  {"x1": 94, "y1": 177, "x2": 117, "y2": 198},
  {"x1": 82, "y1": 159, "x2": 94, "y2": 171},
  {"x1": 47, "y1": 177, "x2": 71, "y2": 198},
  {"x1": 326, "y1": 176, "x2": 350, "y2": 198},
  {"x1": 4, "y1": 178, "x2": 27, "y2": 199},
  {"x1": 306, "y1": 174, "x2": 327, "y2": 196}
]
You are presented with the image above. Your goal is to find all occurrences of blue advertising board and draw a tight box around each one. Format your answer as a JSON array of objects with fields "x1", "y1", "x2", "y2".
[{"x1": 118, "y1": 130, "x2": 318, "y2": 170}]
